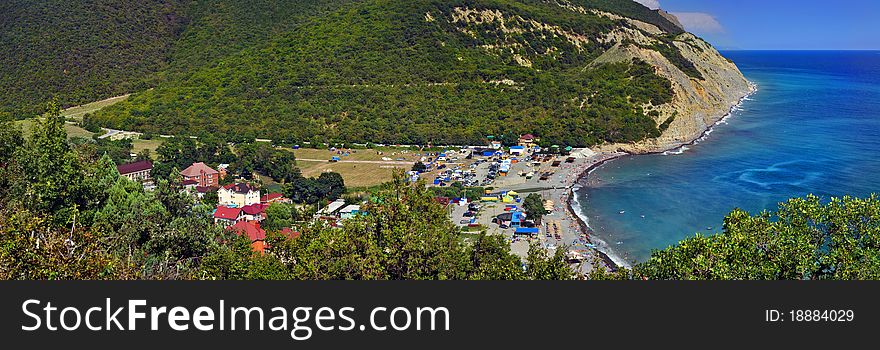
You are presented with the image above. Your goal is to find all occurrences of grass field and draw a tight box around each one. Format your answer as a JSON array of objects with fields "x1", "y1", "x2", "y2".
[
  {"x1": 61, "y1": 94, "x2": 130, "y2": 119},
  {"x1": 291, "y1": 147, "x2": 422, "y2": 188},
  {"x1": 131, "y1": 138, "x2": 164, "y2": 158},
  {"x1": 14, "y1": 118, "x2": 95, "y2": 139}
]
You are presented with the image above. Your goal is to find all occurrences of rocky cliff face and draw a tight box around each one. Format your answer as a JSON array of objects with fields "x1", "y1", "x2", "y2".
[{"x1": 591, "y1": 12, "x2": 753, "y2": 154}]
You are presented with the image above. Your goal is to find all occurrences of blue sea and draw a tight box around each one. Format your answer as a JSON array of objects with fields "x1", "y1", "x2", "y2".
[{"x1": 576, "y1": 51, "x2": 880, "y2": 264}]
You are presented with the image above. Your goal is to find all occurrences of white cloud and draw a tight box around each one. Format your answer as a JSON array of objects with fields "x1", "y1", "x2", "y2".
[
  {"x1": 633, "y1": 0, "x2": 661, "y2": 10},
  {"x1": 670, "y1": 12, "x2": 725, "y2": 34}
]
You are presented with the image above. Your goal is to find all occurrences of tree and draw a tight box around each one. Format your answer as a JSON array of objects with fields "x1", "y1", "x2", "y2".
[
  {"x1": 592, "y1": 195, "x2": 880, "y2": 280},
  {"x1": 13, "y1": 101, "x2": 85, "y2": 223},
  {"x1": 411, "y1": 161, "x2": 427, "y2": 173},
  {"x1": 282, "y1": 172, "x2": 346, "y2": 204},
  {"x1": 523, "y1": 193, "x2": 548, "y2": 223},
  {"x1": 263, "y1": 203, "x2": 299, "y2": 231},
  {"x1": 135, "y1": 149, "x2": 153, "y2": 162}
]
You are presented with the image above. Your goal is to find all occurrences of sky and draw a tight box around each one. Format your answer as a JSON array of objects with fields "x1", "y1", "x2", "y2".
[{"x1": 634, "y1": 0, "x2": 880, "y2": 50}]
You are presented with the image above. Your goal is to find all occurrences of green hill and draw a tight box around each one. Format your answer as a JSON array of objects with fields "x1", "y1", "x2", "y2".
[
  {"x1": 5, "y1": 0, "x2": 698, "y2": 147},
  {"x1": 0, "y1": 0, "x2": 188, "y2": 120}
]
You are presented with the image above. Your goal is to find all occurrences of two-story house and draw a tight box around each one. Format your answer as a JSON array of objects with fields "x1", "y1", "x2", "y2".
[{"x1": 219, "y1": 183, "x2": 260, "y2": 208}]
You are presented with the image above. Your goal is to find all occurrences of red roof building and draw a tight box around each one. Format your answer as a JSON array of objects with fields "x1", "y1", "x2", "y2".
[
  {"x1": 261, "y1": 192, "x2": 287, "y2": 204},
  {"x1": 241, "y1": 203, "x2": 269, "y2": 222},
  {"x1": 280, "y1": 228, "x2": 301, "y2": 240},
  {"x1": 227, "y1": 221, "x2": 268, "y2": 253},
  {"x1": 117, "y1": 160, "x2": 152, "y2": 182},
  {"x1": 517, "y1": 134, "x2": 540, "y2": 150},
  {"x1": 213, "y1": 206, "x2": 242, "y2": 226},
  {"x1": 181, "y1": 162, "x2": 219, "y2": 188}
]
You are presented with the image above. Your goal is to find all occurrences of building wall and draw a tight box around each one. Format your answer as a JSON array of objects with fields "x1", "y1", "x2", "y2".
[
  {"x1": 214, "y1": 217, "x2": 237, "y2": 227},
  {"x1": 184, "y1": 173, "x2": 217, "y2": 188},
  {"x1": 122, "y1": 169, "x2": 151, "y2": 182},
  {"x1": 219, "y1": 189, "x2": 260, "y2": 207}
]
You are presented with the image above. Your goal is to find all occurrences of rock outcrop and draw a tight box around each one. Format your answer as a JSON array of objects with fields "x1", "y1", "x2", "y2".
[{"x1": 591, "y1": 18, "x2": 752, "y2": 154}]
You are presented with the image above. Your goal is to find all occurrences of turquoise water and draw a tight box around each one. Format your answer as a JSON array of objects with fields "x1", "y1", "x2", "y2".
[{"x1": 577, "y1": 51, "x2": 880, "y2": 264}]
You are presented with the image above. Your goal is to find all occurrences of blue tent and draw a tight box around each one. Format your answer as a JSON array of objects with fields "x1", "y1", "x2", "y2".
[
  {"x1": 511, "y1": 211, "x2": 524, "y2": 227},
  {"x1": 515, "y1": 227, "x2": 540, "y2": 235}
]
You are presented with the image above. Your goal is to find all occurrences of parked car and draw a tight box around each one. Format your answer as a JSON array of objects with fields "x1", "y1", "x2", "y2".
[{"x1": 463, "y1": 211, "x2": 475, "y2": 217}]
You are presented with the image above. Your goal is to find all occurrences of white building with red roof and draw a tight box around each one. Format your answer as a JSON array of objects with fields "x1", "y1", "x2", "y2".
[
  {"x1": 241, "y1": 203, "x2": 269, "y2": 222},
  {"x1": 213, "y1": 206, "x2": 243, "y2": 227}
]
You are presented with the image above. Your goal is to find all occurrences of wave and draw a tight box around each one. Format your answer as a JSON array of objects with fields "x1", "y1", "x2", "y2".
[
  {"x1": 569, "y1": 189, "x2": 631, "y2": 268},
  {"x1": 690, "y1": 82, "x2": 759, "y2": 146},
  {"x1": 662, "y1": 145, "x2": 689, "y2": 156}
]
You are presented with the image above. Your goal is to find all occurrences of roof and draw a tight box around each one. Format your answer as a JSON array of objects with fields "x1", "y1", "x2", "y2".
[
  {"x1": 180, "y1": 162, "x2": 218, "y2": 177},
  {"x1": 515, "y1": 227, "x2": 540, "y2": 234},
  {"x1": 241, "y1": 203, "x2": 268, "y2": 215},
  {"x1": 196, "y1": 186, "x2": 218, "y2": 193},
  {"x1": 261, "y1": 193, "x2": 284, "y2": 202},
  {"x1": 340, "y1": 204, "x2": 360, "y2": 213},
  {"x1": 116, "y1": 160, "x2": 152, "y2": 175},
  {"x1": 227, "y1": 221, "x2": 266, "y2": 242},
  {"x1": 520, "y1": 134, "x2": 535, "y2": 140},
  {"x1": 318, "y1": 199, "x2": 347, "y2": 215},
  {"x1": 510, "y1": 146, "x2": 525, "y2": 150},
  {"x1": 181, "y1": 179, "x2": 198, "y2": 186},
  {"x1": 222, "y1": 182, "x2": 257, "y2": 194},
  {"x1": 280, "y1": 227, "x2": 300, "y2": 240},
  {"x1": 213, "y1": 206, "x2": 242, "y2": 220}
]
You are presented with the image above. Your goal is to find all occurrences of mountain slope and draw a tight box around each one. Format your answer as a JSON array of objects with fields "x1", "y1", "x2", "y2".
[
  {"x1": 0, "y1": 0, "x2": 189, "y2": 120},
  {"x1": 5, "y1": 0, "x2": 750, "y2": 149}
]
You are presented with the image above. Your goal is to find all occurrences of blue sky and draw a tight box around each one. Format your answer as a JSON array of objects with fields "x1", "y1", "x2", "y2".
[{"x1": 634, "y1": 0, "x2": 880, "y2": 50}]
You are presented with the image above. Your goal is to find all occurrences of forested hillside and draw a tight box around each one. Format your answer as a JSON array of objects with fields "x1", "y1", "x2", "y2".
[
  {"x1": 5, "y1": 0, "x2": 699, "y2": 147},
  {"x1": 0, "y1": 0, "x2": 189, "y2": 120}
]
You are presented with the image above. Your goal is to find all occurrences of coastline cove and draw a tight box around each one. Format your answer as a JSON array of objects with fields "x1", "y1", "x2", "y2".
[{"x1": 572, "y1": 50, "x2": 880, "y2": 265}]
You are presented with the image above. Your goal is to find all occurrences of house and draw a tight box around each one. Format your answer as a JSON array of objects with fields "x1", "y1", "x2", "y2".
[
  {"x1": 117, "y1": 160, "x2": 152, "y2": 182},
  {"x1": 181, "y1": 162, "x2": 219, "y2": 188},
  {"x1": 317, "y1": 199, "x2": 346, "y2": 217},
  {"x1": 195, "y1": 185, "x2": 217, "y2": 199},
  {"x1": 213, "y1": 206, "x2": 243, "y2": 227},
  {"x1": 181, "y1": 179, "x2": 198, "y2": 192},
  {"x1": 509, "y1": 146, "x2": 526, "y2": 156},
  {"x1": 241, "y1": 203, "x2": 269, "y2": 222},
  {"x1": 260, "y1": 192, "x2": 288, "y2": 204},
  {"x1": 339, "y1": 204, "x2": 361, "y2": 220},
  {"x1": 518, "y1": 134, "x2": 540, "y2": 149},
  {"x1": 217, "y1": 163, "x2": 230, "y2": 180},
  {"x1": 434, "y1": 197, "x2": 451, "y2": 206},
  {"x1": 490, "y1": 141, "x2": 502, "y2": 150},
  {"x1": 219, "y1": 183, "x2": 260, "y2": 208},
  {"x1": 279, "y1": 227, "x2": 300, "y2": 240},
  {"x1": 227, "y1": 221, "x2": 267, "y2": 254}
]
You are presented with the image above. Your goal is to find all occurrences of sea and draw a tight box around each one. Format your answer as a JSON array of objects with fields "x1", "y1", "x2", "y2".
[{"x1": 575, "y1": 51, "x2": 880, "y2": 264}]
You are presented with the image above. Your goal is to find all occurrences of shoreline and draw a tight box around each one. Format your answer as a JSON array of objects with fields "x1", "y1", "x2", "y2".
[{"x1": 564, "y1": 82, "x2": 759, "y2": 271}]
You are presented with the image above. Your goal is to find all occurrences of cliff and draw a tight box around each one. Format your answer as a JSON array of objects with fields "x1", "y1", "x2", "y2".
[{"x1": 591, "y1": 11, "x2": 753, "y2": 153}]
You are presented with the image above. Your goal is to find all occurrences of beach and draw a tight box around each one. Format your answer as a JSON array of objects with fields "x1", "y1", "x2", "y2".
[{"x1": 487, "y1": 149, "x2": 628, "y2": 274}]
